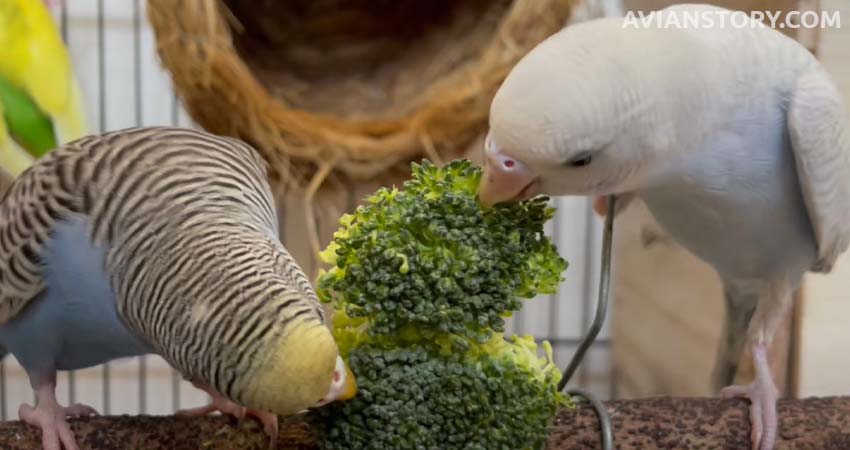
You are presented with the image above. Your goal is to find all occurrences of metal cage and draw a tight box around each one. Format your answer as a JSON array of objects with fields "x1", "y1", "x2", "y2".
[{"x1": 0, "y1": 0, "x2": 615, "y2": 419}]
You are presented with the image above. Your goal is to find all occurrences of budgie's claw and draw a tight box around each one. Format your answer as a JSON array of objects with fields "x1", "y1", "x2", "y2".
[
  {"x1": 720, "y1": 343, "x2": 778, "y2": 450},
  {"x1": 177, "y1": 398, "x2": 246, "y2": 420},
  {"x1": 176, "y1": 403, "x2": 216, "y2": 416},
  {"x1": 178, "y1": 380, "x2": 246, "y2": 419},
  {"x1": 63, "y1": 403, "x2": 99, "y2": 417},
  {"x1": 19, "y1": 401, "x2": 81, "y2": 450},
  {"x1": 181, "y1": 382, "x2": 278, "y2": 448},
  {"x1": 246, "y1": 408, "x2": 279, "y2": 449}
]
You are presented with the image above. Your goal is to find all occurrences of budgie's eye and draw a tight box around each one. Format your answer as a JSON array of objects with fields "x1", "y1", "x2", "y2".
[{"x1": 567, "y1": 152, "x2": 593, "y2": 167}]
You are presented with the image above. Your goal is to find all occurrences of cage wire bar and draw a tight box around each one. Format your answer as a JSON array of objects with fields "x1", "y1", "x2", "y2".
[
  {"x1": 559, "y1": 195, "x2": 617, "y2": 450},
  {"x1": 133, "y1": 0, "x2": 148, "y2": 415},
  {"x1": 61, "y1": 0, "x2": 77, "y2": 415},
  {"x1": 97, "y1": 0, "x2": 111, "y2": 416},
  {"x1": 0, "y1": 0, "x2": 615, "y2": 419}
]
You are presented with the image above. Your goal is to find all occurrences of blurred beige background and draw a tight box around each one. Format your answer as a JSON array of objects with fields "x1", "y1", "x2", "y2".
[{"x1": 799, "y1": 0, "x2": 850, "y2": 396}]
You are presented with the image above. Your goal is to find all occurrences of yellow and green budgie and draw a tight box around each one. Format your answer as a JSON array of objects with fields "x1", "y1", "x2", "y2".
[{"x1": 0, "y1": 0, "x2": 87, "y2": 178}]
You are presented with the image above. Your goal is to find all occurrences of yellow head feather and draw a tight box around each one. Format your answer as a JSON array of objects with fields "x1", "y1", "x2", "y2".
[{"x1": 241, "y1": 320, "x2": 338, "y2": 415}]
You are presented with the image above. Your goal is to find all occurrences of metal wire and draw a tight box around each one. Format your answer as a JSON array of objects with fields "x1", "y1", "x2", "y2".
[
  {"x1": 169, "y1": 90, "x2": 183, "y2": 413},
  {"x1": 0, "y1": 3, "x2": 616, "y2": 418},
  {"x1": 567, "y1": 387, "x2": 614, "y2": 449},
  {"x1": 96, "y1": 0, "x2": 111, "y2": 415},
  {"x1": 548, "y1": 198, "x2": 563, "y2": 350},
  {"x1": 59, "y1": 0, "x2": 68, "y2": 42},
  {"x1": 0, "y1": 358, "x2": 5, "y2": 420},
  {"x1": 558, "y1": 195, "x2": 616, "y2": 450},
  {"x1": 133, "y1": 0, "x2": 147, "y2": 415},
  {"x1": 579, "y1": 195, "x2": 598, "y2": 387},
  {"x1": 56, "y1": 0, "x2": 78, "y2": 409}
]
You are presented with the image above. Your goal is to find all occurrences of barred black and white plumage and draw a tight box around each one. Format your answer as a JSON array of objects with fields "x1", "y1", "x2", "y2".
[{"x1": 0, "y1": 127, "x2": 354, "y2": 450}]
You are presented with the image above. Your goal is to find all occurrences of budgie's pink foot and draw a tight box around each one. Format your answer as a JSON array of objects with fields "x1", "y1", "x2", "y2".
[
  {"x1": 19, "y1": 400, "x2": 83, "y2": 450},
  {"x1": 246, "y1": 408, "x2": 279, "y2": 449},
  {"x1": 176, "y1": 394, "x2": 246, "y2": 420},
  {"x1": 721, "y1": 381, "x2": 777, "y2": 449},
  {"x1": 181, "y1": 383, "x2": 278, "y2": 448},
  {"x1": 720, "y1": 343, "x2": 778, "y2": 450},
  {"x1": 63, "y1": 403, "x2": 99, "y2": 417}
]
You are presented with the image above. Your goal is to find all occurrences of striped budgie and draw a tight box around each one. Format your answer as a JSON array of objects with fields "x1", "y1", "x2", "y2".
[{"x1": 0, "y1": 127, "x2": 357, "y2": 450}]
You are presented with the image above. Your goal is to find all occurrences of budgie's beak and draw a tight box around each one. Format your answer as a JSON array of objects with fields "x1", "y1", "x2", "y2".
[
  {"x1": 479, "y1": 150, "x2": 536, "y2": 207},
  {"x1": 339, "y1": 362, "x2": 357, "y2": 401},
  {"x1": 315, "y1": 356, "x2": 358, "y2": 407},
  {"x1": 593, "y1": 196, "x2": 610, "y2": 216}
]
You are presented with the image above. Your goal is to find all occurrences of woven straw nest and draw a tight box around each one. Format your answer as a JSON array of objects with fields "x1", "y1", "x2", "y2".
[
  {"x1": 147, "y1": 0, "x2": 574, "y2": 188},
  {"x1": 147, "y1": 0, "x2": 574, "y2": 263}
]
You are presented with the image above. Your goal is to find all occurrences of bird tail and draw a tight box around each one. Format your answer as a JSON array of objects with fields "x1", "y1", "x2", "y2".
[{"x1": 0, "y1": 101, "x2": 36, "y2": 179}]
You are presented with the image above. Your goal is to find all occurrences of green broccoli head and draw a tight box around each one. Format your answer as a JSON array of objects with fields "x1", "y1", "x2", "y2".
[
  {"x1": 317, "y1": 159, "x2": 568, "y2": 340},
  {"x1": 313, "y1": 159, "x2": 572, "y2": 448},
  {"x1": 310, "y1": 325, "x2": 569, "y2": 450}
]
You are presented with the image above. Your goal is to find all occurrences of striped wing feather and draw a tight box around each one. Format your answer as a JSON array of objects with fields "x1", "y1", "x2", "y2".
[{"x1": 0, "y1": 126, "x2": 279, "y2": 324}]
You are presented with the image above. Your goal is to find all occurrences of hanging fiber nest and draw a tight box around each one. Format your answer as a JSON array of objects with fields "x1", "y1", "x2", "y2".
[
  {"x1": 147, "y1": 0, "x2": 574, "y2": 190},
  {"x1": 146, "y1": 0, "x2": 574, "y2": 267}
]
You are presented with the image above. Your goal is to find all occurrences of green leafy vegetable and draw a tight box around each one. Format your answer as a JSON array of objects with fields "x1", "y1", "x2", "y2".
[
  {"x1": 318, "y1": 159, "x2": 567, "y2": 341},
  {"x1": 311, "y1": 159, "x2": 571, "y2": 450},
  {"x1": 311, "y1": 330, "x2": 566, "y2": 450}
]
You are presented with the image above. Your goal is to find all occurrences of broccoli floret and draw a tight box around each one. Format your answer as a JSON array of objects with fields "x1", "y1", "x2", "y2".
[
  {"x1": 312, "y1": 159, "x2": 571, "y2": 450},
  {"x1": 310, "y1": 325, "x2": 568, "y2": 450},
  {"x1": 318, "y1": 159, "x2": 567, "y2": 341}
]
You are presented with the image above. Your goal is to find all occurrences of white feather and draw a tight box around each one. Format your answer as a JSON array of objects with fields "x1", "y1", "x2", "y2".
[{"x1": 788, "y1": 66, "x2": 850, "y2": 272}]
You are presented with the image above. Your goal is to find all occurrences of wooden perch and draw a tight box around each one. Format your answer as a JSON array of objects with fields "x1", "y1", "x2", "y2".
[
  {"x1": 1, "y1": 397, "x2": 849, "y2": 449},
  {"x1": 550, "y1": 397, "x2": 850, "y2": 449}
]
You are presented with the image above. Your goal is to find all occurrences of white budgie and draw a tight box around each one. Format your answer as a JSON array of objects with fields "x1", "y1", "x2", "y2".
[
  {"x1": 0, "y1": 126, "x2": 357, "y2": 450},
  {"x1": 478, "y1": 5, "x2": 850, "y2": 450}
]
